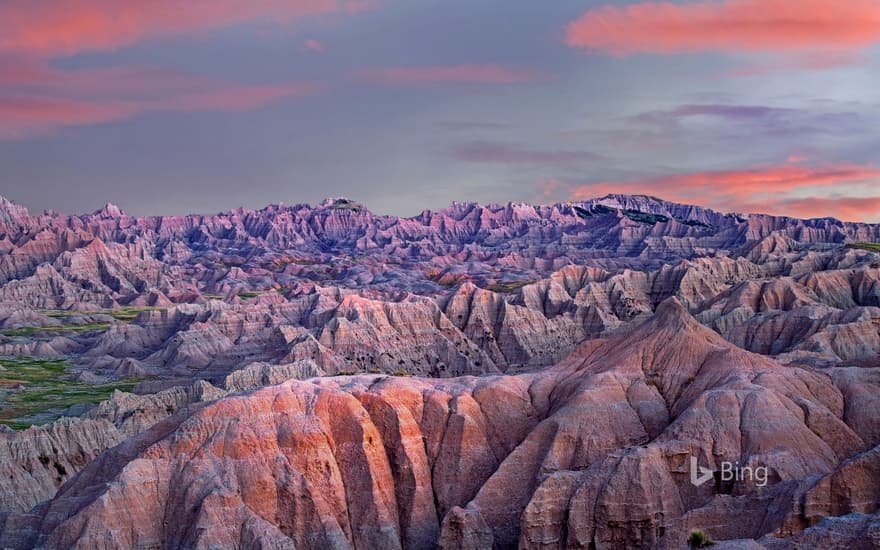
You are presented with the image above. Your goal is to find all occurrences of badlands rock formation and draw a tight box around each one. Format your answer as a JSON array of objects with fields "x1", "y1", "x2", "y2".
[
  {"x1": 0, "y1": 194, "x2": 877, "y2": 386},
  {"x1": 0, "y1": 194, "x2": 879, "y2": 548},
  {"x1": 2, "y1": 300, "x2": 879, "y2": 549}
]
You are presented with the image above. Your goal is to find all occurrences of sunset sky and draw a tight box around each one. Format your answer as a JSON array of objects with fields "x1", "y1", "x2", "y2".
[{"x1": 1, "y1": 0, "x2": 879, "y2": 221}]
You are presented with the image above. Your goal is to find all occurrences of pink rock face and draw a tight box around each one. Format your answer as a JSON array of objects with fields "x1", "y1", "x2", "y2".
[
  {"x1": 1, "y1": 195, "x2": 879, "y2": 548},
  {"x1": 1, "y1": 193, "x2": 879, "y2": 383},
  {"x1": 4, "y1": 299, "x2": 877, "y2": 549}
]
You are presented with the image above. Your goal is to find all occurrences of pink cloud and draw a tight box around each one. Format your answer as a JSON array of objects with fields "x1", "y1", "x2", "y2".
[
  {"x1": 572, "y1": 164, "x2": 880, "y2": 198},
  {"x1": 774, "y1": 196, "x2": 880, "y2": 221},
  {"x1": 0, "y1": 65, "x2": 317, "y2": 139},
  {"x1": 566, "y1": 0, "x2": 880, "y2": 56},
  {"x1": 0, "y1": 58, "x2": 217, "y2": 97},
  {"x1": 727, "y1": 51, "x2": 867, "y2": 76},
  {"x1": 304, "y1": 39, "x2": 325, "y2": 53},
  {"x1": 0, "y1": 0, "x2": 373, "y2": 57},
  {"x1": 156, "y1": 81, "x2": 317, "y2": 112},
  {"x1": 0, "y1": 96, "x2": 138, "y2": 138},
  {"x1": 359, "y1": 65, "x2": 542, "y2": 85},
  {"x1": 567, "y1": 162, "x2": 880, "y2": 221},
  {"x1": 0, "y1": 1, "x2": 370, "y2": 138}
]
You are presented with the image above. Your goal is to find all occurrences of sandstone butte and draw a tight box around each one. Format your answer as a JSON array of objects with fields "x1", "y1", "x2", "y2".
[{"x1": 0, "y1": 194, "x2": 878, "y2": 549}]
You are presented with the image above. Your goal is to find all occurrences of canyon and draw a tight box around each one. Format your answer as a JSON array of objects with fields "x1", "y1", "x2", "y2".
[{"x1": 0, "y1": 194, "x2": 879, "y2": 548}]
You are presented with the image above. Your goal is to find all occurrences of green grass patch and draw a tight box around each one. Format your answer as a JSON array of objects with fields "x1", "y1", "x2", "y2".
[
  {"x1": 39, "y1": 306, "x2": 165, "y2": 322},
  {"x1": 590, "y1": 204, "x2": 617, "y2": 215},
  {"x1": 485, "y1": 280, "x2": 536, "y2": 293},
  {"x1": 847, "y1": 242, "x2": 880, "y2": 253},
  {"x1": 677, "y1": 218, "x2": 711, "y2": 228},
  {"x1": 328, "y1": 199, "x2": 363, "y2": 212},
  {"x1": 0, "y1": 357, "x2": 139, "y2": 430},
  {"x1": 687, "y1": 530, "x2": 716, "y2": 548},
  {"x1": 40, "y1": 310, "x2": 74, "y2": 319},
  {"x1": 572, "y1": 205, "x2": 592, "y2": 220},
  {"x1": 1, "y1": 323, "x2": 111, "y2": 337},
  {"x1": 262, "y1": 256, "x2": 321, "y2": 271},
  {"x1": 623, "y1": 209, "x2": 670, "y2": 225},
  {"x1": 202, "y1": 292, "x2": 267, "y2": 300},
  {"x1": 107, "y1": 307, "x2": 165, "y2": 321}
]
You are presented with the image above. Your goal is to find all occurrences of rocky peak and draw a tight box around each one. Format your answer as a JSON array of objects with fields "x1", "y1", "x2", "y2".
[
  {"x1": 651, "y1": 296, "x2": 692, "y2": 324},
  {"x1": 637, "y1": 296, "x2": 731, "y2": 350},
  {"x1": 0, "y1": 195, "x2": 30, "y2": 226},
  {"x1": 93, "y1": 203, "x2": 125, "y2": 219}
]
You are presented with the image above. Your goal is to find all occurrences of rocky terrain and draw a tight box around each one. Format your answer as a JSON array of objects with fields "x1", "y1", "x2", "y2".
[{"x1": 1, "y1": 194, "x2": 879, "y2": 548}]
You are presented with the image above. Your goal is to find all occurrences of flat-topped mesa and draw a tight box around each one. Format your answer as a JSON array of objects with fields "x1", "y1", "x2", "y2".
[
  {"x1": 587, "y1": 193, "x2": 733, "y2": 226},
  {"x1": 318, "y1": 196, "x2": 368, "y2": 212}
]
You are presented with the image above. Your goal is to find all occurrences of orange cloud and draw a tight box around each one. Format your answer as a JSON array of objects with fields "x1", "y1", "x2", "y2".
[
  {"x1": 359, "y1": 65, "x2": 542, "y2": 85},
  {"x1": 0, "y1": 0, "x2": 372, "y2": 56},
  {"x1": 566, "y1": 0, "x2": 880, "y2": 55},
  {"x1": 775, "y1": 196, "x2": 880, "y2": 221},
  {"x1": 572, "y1": 165, "x2": 880, "y2": 198},
  {"x1": 569, "y1": 163, "x2": 880, "y2": 221}
]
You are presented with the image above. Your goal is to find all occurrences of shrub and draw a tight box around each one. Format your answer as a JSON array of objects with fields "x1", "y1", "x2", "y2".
[{"x1": 687, "y1": 530, "x2": 716, "y2": 548}]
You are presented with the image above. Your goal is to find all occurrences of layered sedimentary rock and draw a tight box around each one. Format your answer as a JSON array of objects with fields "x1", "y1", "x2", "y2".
[
  {"x1": 0, "y1": 418, "x2": 124, "y2": 514},
  {"x1": 1, "y1": 194, "x2": 878, "y2": 383},
  {"x1": 3, "y1": 300, "x2": 878, "y2": 549},
  {"x1": 1, "y1": 195, "x2": 879, "y2": 548}
]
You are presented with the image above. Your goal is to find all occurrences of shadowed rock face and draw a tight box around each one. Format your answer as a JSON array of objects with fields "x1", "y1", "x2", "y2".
[
  {"x1": 2, "y1": 300, "x2": 878, "y2": 549},
  {"x1": 0, "y1": 195, "x2": 879, "y2": 548},
  {"x1": 0, "y1": 418, "x2": 125, "y2": 514}
]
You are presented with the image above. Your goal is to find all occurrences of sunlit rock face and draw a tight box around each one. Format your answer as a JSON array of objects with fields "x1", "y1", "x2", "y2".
[
  {"x1": 3, "y1": 300, "x2": 879, "y2": 549},
  {"x1": 0, "y1": 194, "x2": 879, "y2": 548}
]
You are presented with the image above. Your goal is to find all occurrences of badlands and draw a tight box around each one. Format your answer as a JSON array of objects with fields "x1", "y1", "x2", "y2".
[{"x1": 0, "y1": 194, "x2": 878, "y2": 548}]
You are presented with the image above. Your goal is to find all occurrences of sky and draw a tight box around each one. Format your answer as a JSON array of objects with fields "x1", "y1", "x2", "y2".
[{"x1": 0, "y1": 0, "x2": 879, "y2": 222}]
